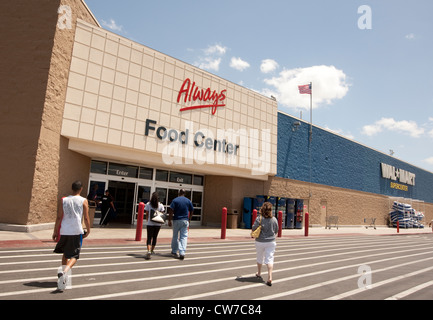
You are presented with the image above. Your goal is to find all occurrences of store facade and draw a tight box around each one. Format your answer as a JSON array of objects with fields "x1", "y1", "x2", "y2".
[
  {"x1": 1, "y1": 0, "x2": 432, "y2": 231},
  {"x1": 60, "y1": 18, "x2": 278, "y2": 227},
  {"x1": 271, "y1": 112, "x2": 433, "y2": 227}
]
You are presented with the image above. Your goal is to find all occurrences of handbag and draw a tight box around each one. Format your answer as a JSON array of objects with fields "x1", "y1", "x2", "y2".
[
  {"x1": 251, "y1": 215, "x2": 262, "y2": 238},
  {"x1": 150, "y1": 208, "x2": 166, "y2": 224}
]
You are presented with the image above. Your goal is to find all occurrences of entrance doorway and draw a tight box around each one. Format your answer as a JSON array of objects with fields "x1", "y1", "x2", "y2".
[
  {"x1": 108, "y1": 181, "x2": 135, "y2": 224},
  {"x1": 320, "y1": 200, "x2": 327, "y2": 226},
  {"x1": 88, "y1": 161, "x2": 205, "y2": 225}
]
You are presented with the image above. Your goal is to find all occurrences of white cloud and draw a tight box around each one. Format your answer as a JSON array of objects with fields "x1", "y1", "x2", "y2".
[
  {"x1": 423, "y1": 157, "x2": 433, "y2": 165},
  {"x1": 405, "y1": 33, "x2": 415, "y2": 40},
  {"x1": 361, "y1": 117, "x2": 425, "y2": 138},
  {"x1": 260, "y1": 59, "x2": 279, "y2": 74},
  {"x1": 197, "y1": 57, "x2": 222, "y2": 72},
  {"x1": 361, "y1": 123, "x2": 383, "y2": 136},
  {"x1": 262, "y1": 65, "x2": 349, "y2": 110},
  {"x1": 204, "y1": 44, "x2": 227, "y2": 55},
  {"x1": 193, "y1": 44, "x2": 227, "y2": 72},
  {"x1": 429, "y1": 129, "x2": 433, "y2": 138},
  {"x1": 230, "y1": 57, "x2": 250, "y2": 71},
  {"x1": 101, "y1": 19, "x2": 124, "y2": 32},
  {"x1": 324, "y1": 126, "x2": 355, "y2": 140}
]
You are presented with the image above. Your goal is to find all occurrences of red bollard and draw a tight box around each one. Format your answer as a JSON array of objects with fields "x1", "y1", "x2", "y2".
[
  {"x1": 278, "y1": 210, "x2": 283, "y2": 238},
  {"x1": 397, "y1": 220, "x2": 400, "y2": 233},
  {"x1": 252, "y1": 209, "x2": 257, "y2": 227},
  {"x1": 221, "y1": 207, "x2": 227, "y2": 239},
  {"x1": 135, "y1": 202, "x2": 145, "y2": 241},
  {"x1": 305, "y1": 212, "x2": 309, "y2": 237}
]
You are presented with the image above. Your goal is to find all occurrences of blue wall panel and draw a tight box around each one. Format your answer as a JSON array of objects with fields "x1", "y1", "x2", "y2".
[{"x1": 277, "y1": 112, "x2": 433, "y2": 203}]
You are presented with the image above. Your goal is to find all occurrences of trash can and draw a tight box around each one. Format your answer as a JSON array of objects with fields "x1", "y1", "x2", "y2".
[{"x1": 227, "y1": 209, "x2": 239, "y2": 229}]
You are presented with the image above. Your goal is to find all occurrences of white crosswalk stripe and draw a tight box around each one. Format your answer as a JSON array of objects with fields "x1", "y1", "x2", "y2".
[{"x1": 0, "y1": 234, "x2": 432, "y2": 300}]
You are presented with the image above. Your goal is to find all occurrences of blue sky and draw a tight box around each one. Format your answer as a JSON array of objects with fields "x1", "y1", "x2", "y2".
[{"x1": 84, "y1": 0, "x2": 433, "y2": 172}]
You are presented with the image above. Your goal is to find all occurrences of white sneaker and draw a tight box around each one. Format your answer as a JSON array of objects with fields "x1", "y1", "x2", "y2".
[{"x1": 57, "y1": 272, "x2": 67, "y2": 291}]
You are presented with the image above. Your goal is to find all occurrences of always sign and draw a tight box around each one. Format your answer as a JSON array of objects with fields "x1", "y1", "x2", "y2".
[{"x1": 177, "y1": 78, "x2": 227, "y2": 115}]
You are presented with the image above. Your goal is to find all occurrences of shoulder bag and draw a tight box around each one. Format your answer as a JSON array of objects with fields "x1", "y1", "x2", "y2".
[
  {"x1": 251, "y1": 215, "x2": 262, "y2": 238},
  {"x1": 150, "y1": 207, "x2": 167, "y2": 224}
]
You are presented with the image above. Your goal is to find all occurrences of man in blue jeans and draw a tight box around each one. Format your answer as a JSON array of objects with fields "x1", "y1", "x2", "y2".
[{"x1": 168, "y1": 189, "x2": 194, "y2": 260}]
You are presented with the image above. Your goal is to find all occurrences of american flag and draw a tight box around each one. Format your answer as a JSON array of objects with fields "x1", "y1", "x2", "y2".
[{"x1": 298, "y1": 84, "x2": 312, "y2": 94}]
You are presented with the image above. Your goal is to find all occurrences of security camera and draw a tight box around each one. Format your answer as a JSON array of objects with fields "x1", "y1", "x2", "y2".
[{"x1": 292, "y1": 121, "x2": 301, "y2": 132}]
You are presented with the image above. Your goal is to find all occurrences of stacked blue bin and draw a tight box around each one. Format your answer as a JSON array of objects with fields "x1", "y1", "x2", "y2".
[{"x1": 389, "y1": 201, "x2": 424, "y2": 228}]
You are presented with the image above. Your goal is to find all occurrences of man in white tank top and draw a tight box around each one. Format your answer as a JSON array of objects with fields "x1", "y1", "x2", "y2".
[{"x1": 52, "y1": 180, "x2": 91, "y2": 290}]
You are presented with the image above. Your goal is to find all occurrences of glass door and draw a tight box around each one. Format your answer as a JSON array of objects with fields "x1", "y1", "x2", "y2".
[
  {"x1": 161, "y1": 188, "x2": 202, "y2": 225},
  {"x1": 87, "y1": 179, "x2": 107, "y2": 223},
  {"x1": 155, "y1": 187, "x2": 168, "y2": 213},
  {"x1": 133, "y1": 185, "x2": 151, "y2": 224},
  {"x1": 87, "y1": 180, "x2": 106, "y2": 206},
  {"x1": 108, "y1": 181, "x2": 135, "y2": 224},
  {"x1": 191, "y1": 190, "x2": 203, "y2": 224}
]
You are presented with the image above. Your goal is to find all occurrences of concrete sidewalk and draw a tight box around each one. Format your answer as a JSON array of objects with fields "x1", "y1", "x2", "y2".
[{"x1": 0, "y1": 223, "x2": 431, "y2": 248}]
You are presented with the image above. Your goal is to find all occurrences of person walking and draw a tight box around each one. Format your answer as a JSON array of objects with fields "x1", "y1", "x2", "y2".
[
  {"x1": 251, "y1": 202, "x2": 278, "y2": 286},
  {"x1": 144, "y1": 192, "x2": 165, "y2": 260},
  {"x1": 52, "y1": 180, "x2": 91, "y2": 291},
  {"x1": 168, "y1": 189, "x2": 194, "y2": 260},
  {"x1": 100, "y1": 190, "x2": 115, "y2": 226}
]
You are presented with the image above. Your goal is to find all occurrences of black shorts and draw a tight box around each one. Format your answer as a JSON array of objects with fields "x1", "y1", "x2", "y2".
[{"x1": 53, "y1": 234, "x2": 83, "y2": 259}]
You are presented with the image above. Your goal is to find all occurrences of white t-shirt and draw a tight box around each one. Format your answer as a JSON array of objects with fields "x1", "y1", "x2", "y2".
[
  {"x1": 60, "y1": 195, "x2": 85, "y2": 235},
  {"x1": 144, "y1": 202, "x2": 165, "y2": 226}
]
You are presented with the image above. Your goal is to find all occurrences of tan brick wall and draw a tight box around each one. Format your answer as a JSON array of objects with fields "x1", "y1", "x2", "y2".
[
  {"x1": 265, "y1": 176, "x2": 433, "y2": 227},
  {"x1": 0, "y1": 0, "x2": 60, "y2": 224},
  {"x1": 203, "y1": 176, "x2": 265, "y2": 226},
  {"x1": 0, "y1": 0, "x2": 98, "y2": 225},
  {"x1": 29, "y1": 0, "x2": 98, "y2": 225},
  {"x1": 203, "y1": 175, "x2": 433, "y2": 228}
]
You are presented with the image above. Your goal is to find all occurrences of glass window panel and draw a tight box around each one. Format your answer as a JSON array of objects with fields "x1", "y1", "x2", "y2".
[
  {"x1": 137, "y1": 186, "x2": 151, "y2": 204},
  {"x1": 155, "y1": 170, "x2": 168, "y2": 181},
  {"x1": 192, "y1": 191, "x2": 202, "y2": 208},
  {"x1": 192, "y1": 209, "x2": 201, "y2": 221},
  {"x1": 168, "y1": 189, "x2": 178, "y2": 205},
  {"x1": 155, "y1": 187, "x2": 167, "y2": 205},
  {"x1": 169, "y1": 172, "x2": 192, "y2": 184},
  {"x1": 90, "y1": 161, "x2": 107, "y2": 174},
  {"x1": 193, "y1": 175, "x2": 204, "y2": 186},
  {"x1": 139, "y1": 167, "x2": 153, "y2": 180},
  {"x1": 108, "y1": 163, "x2": 138, "y2": 178}
]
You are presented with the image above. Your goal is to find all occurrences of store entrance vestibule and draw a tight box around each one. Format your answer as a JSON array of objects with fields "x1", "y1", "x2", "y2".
[
  {"x1": 108, "y1": 181, "x2": 135, "y2": 224},
  {"x1": 88, "y1": 160, "x2": 204, "y2": 226}
]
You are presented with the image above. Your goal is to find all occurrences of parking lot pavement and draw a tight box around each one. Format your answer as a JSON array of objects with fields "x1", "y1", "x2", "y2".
[{"x1": 1, "y1": 233, "x2": 433, "y2": 302}]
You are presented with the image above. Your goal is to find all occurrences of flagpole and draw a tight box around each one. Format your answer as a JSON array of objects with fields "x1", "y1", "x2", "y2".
[
  {"x1": 309, "y1": 82, "x2": 312, "y2": 141},
  {"x1": 309, "y1": 82, "x2": 312, "y2": 204}
]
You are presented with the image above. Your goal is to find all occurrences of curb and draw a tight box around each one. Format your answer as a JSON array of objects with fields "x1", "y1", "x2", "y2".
[{"x1": 1, "y1": 231, "x2": 431, "y2": 249}]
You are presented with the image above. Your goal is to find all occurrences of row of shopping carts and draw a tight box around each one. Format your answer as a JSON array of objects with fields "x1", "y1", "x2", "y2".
[{"x1": 389, "y1": 201, "x2": 425, "y2": 228}]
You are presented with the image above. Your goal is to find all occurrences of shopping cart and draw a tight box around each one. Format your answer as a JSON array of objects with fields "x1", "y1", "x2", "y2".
[
  {"x1": 364, "y1": 217, "x2": 376, "y2": 229},
  {"x1": 326, "y1": 216, "x2": 339, "y2": 229}
]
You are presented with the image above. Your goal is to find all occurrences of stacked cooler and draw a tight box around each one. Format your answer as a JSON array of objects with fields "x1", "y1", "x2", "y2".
[{"x1": 389, "y1": 201, "x2": 424, "y2": 228}]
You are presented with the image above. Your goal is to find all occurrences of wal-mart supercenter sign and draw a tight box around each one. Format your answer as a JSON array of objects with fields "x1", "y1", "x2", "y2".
[{"x1": 381, "y1": 163, "x2": 415, "y2": 191}]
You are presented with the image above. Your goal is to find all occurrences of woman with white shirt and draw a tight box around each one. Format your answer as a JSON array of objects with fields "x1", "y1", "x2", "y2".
[{"x1": 144, "y1": 192, "x2": 165, "y2": 260}]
